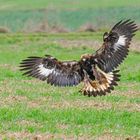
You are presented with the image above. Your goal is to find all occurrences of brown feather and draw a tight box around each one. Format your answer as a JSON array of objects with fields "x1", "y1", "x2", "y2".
[
  {"x1": 20, "y1": 55, "x2": 84, "y2": 86},
  {"x1": 94, "y1": 20, "x2": 138, "y2": 72}
]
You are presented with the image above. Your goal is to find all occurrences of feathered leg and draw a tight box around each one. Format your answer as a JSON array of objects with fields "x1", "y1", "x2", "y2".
[{"x1": 80, "y1": 66, "x2": 120, "y2": 97}]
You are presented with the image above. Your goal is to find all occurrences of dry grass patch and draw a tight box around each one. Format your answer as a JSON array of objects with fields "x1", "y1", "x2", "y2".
[
  {"x1": 1, "y1": 132, "x2": 32, "y2": 140},
  {"x1": 114, "y1": 101, "x2": 140, "y2": 112},
  {"x1": 57, "y1": 39, "x2": 101, "y2": 49},
  {"x1": 48, "y1": 39, "x2": 140, "y2": 53},
  {"x1": 16, "y1": 120, "x2": 43, "y2": 130},
  {"x1": 0, "y1": 26, "x2": 10, "y2": 33},
  {"x1": 116, "y1": 91, "x2": 140, "y2": 98},
  {"x1": 130, "y1": 40, "x2": 140, "y2": 52},
  {"x1": 23, "y1": 21, "x2": 69, "y2": 33},
  {"x1": 2, "y1": 132, "x2": 135, "y2": 140},
  {"x1": 28, "y1": 93, "x2": 138, "y2": 111},
  {"x1": 49, "y1": 99, "x2": 112, "y2": 110},
  {"x1": 1, "y1": 132, "x2": 94, "y2": 140},
  {"x1": 49, "y1": 25, "x2": 69, "y2": 33},
  {"x1": 78, "y1": 23, "x2": 96, "y2": 32},
  {"x1": 0, "y1": 64, "x2": 18, "y2": 71},
  {"x1": 27, "y1": 101, "x2": 42, "y2": 108},
  {"x1": 0, "y1": 95, "x2": 28, "y2": 106},
  {"x1": 0, "y1": 79, "x2": 51, "y2": 95},
  {"x1": 94, "y1": 133, "x2": 134, "y2": 140},
  {"x1": 22, "y1": 21, "x2": 50, "y2": 33}
]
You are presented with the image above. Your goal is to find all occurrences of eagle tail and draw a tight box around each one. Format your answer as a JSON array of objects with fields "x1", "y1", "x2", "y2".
[{"x1": 81, "y1": 68, "x2": 120, "y2": 97}]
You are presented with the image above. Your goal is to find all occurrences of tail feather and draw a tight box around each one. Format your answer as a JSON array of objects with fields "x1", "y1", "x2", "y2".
[{"x1": 81, "y1": 67, "x2": 120, "y2": 97}]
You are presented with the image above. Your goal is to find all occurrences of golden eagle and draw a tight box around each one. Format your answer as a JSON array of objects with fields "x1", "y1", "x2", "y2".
[{"x1": 20, "y1": 20, "x2": 138, "y2": 97}]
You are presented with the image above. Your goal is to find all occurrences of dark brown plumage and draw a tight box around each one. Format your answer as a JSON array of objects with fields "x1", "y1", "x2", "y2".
[{"x1": 20, "y1": 19, "x2": 138, "y2": 97}]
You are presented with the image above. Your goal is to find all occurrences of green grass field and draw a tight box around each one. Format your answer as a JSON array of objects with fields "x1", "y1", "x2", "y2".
[
  {"x1": 0, "y1": 0, "x2": 140, "y2": 32},
  {"x1": 1, "y1": 0, "x2": 140, "y2": 10},
  {"x1": 0, "y1": 32, "x2": 140, "y2": 139},
  {"x1": 0, "y1": 0, "x2": 140, "y2": 139}
]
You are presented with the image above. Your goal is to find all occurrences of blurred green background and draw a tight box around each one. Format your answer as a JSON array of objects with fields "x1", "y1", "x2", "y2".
[{"x1": 0, "y1": 0, "x2": 140, "y2": 32}]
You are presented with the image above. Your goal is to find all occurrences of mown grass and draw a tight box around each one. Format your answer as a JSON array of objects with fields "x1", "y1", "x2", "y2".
[
  {"x1": 0, "y1": 32, "x2": 140, "y2": 139},
  {"x1": 0, "y1": 106, "x2": 139, "y2": 135},
  {"x1": 0, "y1": 0, "x2": 140, "y2": 139}
]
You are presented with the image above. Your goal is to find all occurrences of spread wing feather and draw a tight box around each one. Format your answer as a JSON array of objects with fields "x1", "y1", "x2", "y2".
[
  {"x1": 95, "y1": 19, "x2": 138, "y2": 72},
  {"x1": 20, "y1": 55, "x2": 84, "y2": 86}
]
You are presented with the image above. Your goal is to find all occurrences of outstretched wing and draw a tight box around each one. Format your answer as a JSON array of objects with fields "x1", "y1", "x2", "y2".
[
  {"x1": 94, "y1": 19, "x2": 138, "y2": 72},
  {"x1": 20, "y1": 55, "x2": 84, "y2": 86}
]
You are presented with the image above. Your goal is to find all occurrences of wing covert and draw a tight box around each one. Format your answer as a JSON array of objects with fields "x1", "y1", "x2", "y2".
[
  {"x1": 20, "y1": 55, "x2": 84, "y2": 86},
  {"x1": 94, "y1": 19, "x2": 138, "y2": 72}
]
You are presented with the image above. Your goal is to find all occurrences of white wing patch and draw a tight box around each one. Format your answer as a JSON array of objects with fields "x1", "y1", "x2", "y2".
[
  {"x1": 114, "y1": 35, "x2": 126, "y2": 50},
  {"x1": 38, "y1": 64, "x2": 54, "y2": 76}
]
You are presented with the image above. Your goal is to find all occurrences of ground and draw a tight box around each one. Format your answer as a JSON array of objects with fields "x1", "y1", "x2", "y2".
[
  {"x1": 0, "y1": 32, "x2": 140, "y2": 140},
  {"x1": 0, "y1": 0, "x2": 140, "y2": 139},
  {"x1": 0, "y1": 0, "x2": 140, "y2": 32}
]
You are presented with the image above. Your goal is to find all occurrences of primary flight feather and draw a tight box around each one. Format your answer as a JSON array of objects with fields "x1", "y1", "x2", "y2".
[{"x1": 20, "y1": 20, "x2": 138, "y2": 97}]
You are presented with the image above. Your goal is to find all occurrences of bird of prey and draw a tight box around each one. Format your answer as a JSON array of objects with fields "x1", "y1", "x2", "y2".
[{"x1": 20, "y1": 19, "x2": 138, "y2": 97}]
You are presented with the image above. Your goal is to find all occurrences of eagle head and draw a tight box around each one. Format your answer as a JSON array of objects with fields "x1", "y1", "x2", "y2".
[{"x1": 80, "y1": 54, "x2": 94, "y2": 71}]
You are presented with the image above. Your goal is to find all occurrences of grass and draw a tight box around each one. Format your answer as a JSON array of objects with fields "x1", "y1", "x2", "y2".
[
  {"x1": 0, "y1": 0, "x2": 140, "y2": 32},
  {"x1": 0, "y1": 107, "x2": 139, "y2": 135},
  {"x1": 0, "y1": 32, "x2": 140, "y2": 139},
  {"x1": 0, "y1": 7, "x2": 140, "y2": 32},
  {"x1": 0, "y1": 1, "x2": 140, "y2": 139},
  {"x1": 0, "y1": 0, "x2": 140, "y2": 10}
]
